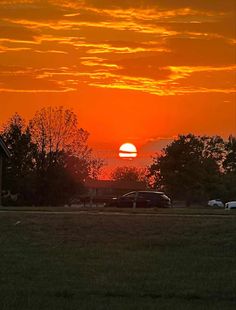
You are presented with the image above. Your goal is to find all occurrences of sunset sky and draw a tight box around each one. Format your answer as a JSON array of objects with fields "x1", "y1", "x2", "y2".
[{"x1": 0, "y1": 0, "x2": 235, "y2": 173}]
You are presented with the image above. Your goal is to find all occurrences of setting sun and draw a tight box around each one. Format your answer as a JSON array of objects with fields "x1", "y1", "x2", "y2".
[{"x1": 119, "y1": 143, "x2": 138, "y2": 159}]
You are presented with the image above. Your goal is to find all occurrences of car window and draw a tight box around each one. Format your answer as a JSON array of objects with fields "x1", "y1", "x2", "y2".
[
  {"x1": 149, "y1": 193, "x2": 158, "y2": 199},
  {"x1": 138, "y1": 193, "x2": 148, "y2": 199},
  {"x1": 139, "y1": 192, "x2": 160, "y2": 200},
  {"x1": 123, "y1": 192, "x2": 136, "y2": 198}
]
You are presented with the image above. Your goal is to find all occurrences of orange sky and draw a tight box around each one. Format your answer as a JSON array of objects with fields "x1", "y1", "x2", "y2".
[{"x1": 0, "y1": 0, "x2": 235, "y2": 173}]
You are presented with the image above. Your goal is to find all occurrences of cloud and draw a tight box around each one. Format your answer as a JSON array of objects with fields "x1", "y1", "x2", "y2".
[
  {"x1": 0, "y1": 65, "x2": 77, "y2": 92},
  {"x1": 0, "y1": 22, "x2": 39, "y2": 42},
  {"x1": 0, "y1": 0, "x2": 235, "y2": 96},
  {"x1": 84, "y1": 71, "x2": 235, "y2": 96},
  {"x1": 0, "y1": 1, "x2": 67, "y2": 21},
  {"x1": 73, "y1": 0, "x2": 235, "y2": 12},
  {"x1": 140, "y1": 137, "x2": 174, "y2": 154}
]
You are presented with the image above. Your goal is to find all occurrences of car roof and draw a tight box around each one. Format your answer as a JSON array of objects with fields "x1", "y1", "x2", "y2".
[
  {"x1": 138, "y1": 191, "x2": 164, "y2": 194},
  {"x1": 123, "y1": 191, "x2": 165, "y2": 196}
]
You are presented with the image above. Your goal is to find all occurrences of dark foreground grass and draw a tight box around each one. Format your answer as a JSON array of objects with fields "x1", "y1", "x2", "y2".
[{"x1": 0, "y1": 209, "x2": 235, "y2": 310}]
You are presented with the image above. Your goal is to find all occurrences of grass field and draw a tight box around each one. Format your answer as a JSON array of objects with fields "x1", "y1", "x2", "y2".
[{"x1": 0, "y1": 207, "x2": 235, "y2": 309}]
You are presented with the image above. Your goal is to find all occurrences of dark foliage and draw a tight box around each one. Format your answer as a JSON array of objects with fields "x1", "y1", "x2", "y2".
[
  {"x1": 148, "y1": 134, "x2": 235, "y2": 205},
  {"x1": 111, "y1": 166, "x2": 146, "y2": 183},
  {"x1": 1, "y1": 108, "x2": 103, "y2": 206}
]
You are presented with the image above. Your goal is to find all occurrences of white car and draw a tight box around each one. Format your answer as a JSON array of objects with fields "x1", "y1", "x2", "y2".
[
  {"x1": 208, "y1": 199, "x2": 224, "y2": 208},
  {"x1": 225, "y1": 201, "x2": 236, "y2": 210}
]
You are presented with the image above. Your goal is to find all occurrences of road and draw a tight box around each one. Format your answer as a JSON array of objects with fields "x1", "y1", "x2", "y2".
[{"x1": 0, "y1": 209, "x2": 235, "y2": 218}]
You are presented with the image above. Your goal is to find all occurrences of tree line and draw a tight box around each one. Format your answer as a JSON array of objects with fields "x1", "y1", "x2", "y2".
[
  {"x1": 1, "y1": 106, "x2": 235, "y2": 206},
  {"x1": 148, "y1": 134, "x2": 236, "y2": 205},
  {"x1": 1, "y1": 107, "x2": 103, "y2": 206},
  {"x1": 110, "y1": 134, "x2": 236, "y2": 205},
  {"x1": 112, "y1": 134, "x2": 236, "y2": 206}
]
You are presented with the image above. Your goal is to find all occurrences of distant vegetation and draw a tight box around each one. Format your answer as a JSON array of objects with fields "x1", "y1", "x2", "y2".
[
  {"x1": 148, "y1": 134, "x2": 236, "y2": 205},
  {"x1": 1, "y1": 107, "x2": 235, "y2": 206},
  {"x1": 110, "y1": 166, "x2": 148, "y2": 187},
  {"x1": 1, "y1": 107, "x2": 103, "y2": 206},
  {"x1": 111, "y1": 134, "x2": 236, "y2": 205}
]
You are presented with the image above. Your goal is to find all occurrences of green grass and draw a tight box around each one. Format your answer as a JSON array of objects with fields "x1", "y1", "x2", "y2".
[{"x1": 0, "y1": 209, "x2": 235, "y2": 309}]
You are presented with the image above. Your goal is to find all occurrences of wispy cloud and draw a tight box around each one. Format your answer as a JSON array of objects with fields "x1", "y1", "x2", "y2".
[{"x1": 0, "y1": 0, "x2": 235, "y2": 95}]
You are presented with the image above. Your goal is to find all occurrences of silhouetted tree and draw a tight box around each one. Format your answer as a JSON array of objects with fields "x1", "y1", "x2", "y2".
[
  {"x1": 1, "y1": 114, "x2": 37, "y2": 204},
  {"x1": 221, "y1": 135, "x2": 236, "y2": 201},
  {"x1": 29, "y1": 106, "x2": 103, "y2": 205},
  {"x1": 1, "y1": 107, "x2": 103, "y2": 206},
  {"x1": 148, "y1": 134, "x2": 225, "y2": 205},
  {"x1": 223, "y1": 135, "x2": 236, "y2": 173},
  {"x1": 111, "y1": 166, "x2": 147, "y2": 187},
  {"x1": 30, "y1": 106, "x2": 103, "y2": 176}
]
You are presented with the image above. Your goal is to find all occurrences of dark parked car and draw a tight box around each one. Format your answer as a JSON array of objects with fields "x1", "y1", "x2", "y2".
[{"x1": 104, "y1": 191, "x2": 171, "y2": 208}]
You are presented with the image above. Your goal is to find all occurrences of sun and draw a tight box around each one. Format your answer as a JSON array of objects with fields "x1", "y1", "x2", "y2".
[{"x1": 119, "y1": 143, "x2": 137, "y2": 159}]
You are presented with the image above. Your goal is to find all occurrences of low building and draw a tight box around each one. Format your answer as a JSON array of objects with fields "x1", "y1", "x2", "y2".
[{"x1": 0, "y1": 136, "x2": 10, "y2": 205}]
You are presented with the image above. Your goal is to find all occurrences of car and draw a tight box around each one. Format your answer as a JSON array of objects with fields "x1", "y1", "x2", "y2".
[
  {"x1": 104, "y1": 191, "x2": 171, "y2": 208},
  {"x1": 207, "y1": 199, "x2": 224, "y2": 208},
  {"x1": 225, "y1": 201, "x2": 236, "y2": 210}
]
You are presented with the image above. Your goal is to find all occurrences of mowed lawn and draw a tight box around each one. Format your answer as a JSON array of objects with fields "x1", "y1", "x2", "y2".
[{"x1": 0, "y1": 208, "x2": 235, "y2": 310}]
